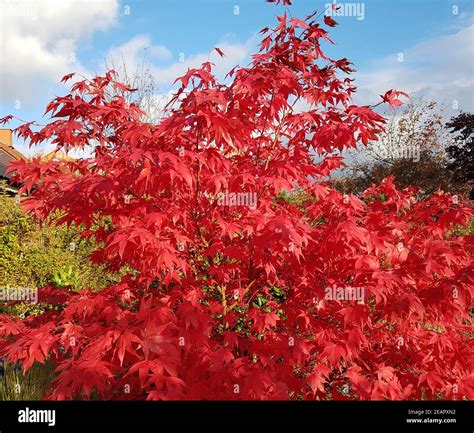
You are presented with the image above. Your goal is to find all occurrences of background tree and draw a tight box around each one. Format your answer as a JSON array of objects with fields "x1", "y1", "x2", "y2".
[
  {"x1": 445, "y1": 112, "x2": 474, "y2": 199},
  {"x1": 104, "y1": 54, "x2": 166, "y2": 124},
  {"x1": 333, "y1": 100, "x2": 452, "y2": 198}
]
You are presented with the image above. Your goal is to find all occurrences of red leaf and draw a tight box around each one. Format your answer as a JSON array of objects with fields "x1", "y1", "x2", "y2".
[
  {"x1": 381, "y1": 89, "x2": 410, "y2": 108},
  {"x1": 214, "y1": 47, "x2": 225, "y2": 58},
  {"x1": 324, "y1": 15, "x2": 338, "y2": 27},
  {"x1": 61, "y1": 73, "x2": 75, "y2": 83}
]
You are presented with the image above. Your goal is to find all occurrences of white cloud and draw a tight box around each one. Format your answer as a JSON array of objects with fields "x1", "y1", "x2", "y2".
[
  {"x1": 0, "y1": 0, "x2": 119, "y2": 107},
  {"x1": 353, "y1": 24, "x2": 474, "y2": 112},
  {"x1": 106, "y1": 35, "x2": 172, "y2": 72},
  {"x1": 150, "y1": 36, "x2": 256, "y2": 87},
  {"x1": 107, "y1": 33, "x2": 257, "y2": 92}
]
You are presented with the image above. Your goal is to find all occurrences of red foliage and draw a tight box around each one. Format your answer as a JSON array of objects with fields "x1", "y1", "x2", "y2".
[
  {"x1": 1, "y1": 8, "x2": 473, "y2": 401},
  {"x1": 381, "y1": 89, "x2": 410, "y2": 109}
]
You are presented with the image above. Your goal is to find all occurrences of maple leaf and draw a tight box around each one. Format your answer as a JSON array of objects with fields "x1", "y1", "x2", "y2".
[
  {"x1": 324, "y1": 15, "x2": 338, "y2": 27},
  {"x1": 267, "y1": 0, "x2": 292, "y2": 5},
  {"x1": 376, "y1": 365, "x2": 395, "y2": 382},
  {"x1": 60, "y1": 73, "x2": 75, "y2": 83},
  {"x1": 418, "y1": 371, "x2": 445, "y2": 393},
  {"x1": 114, "y1": 330, "x2": 142, "y2": 366},
  {"x1": 113, "y1": 82, "x2": 138, "y2": 92},
  {"x1": 381, "y1": 89, "x2": 410, "y2": 108},
  {"x1": 0, "y1": 316, "x2": 26, "y2": 336},
  {"x1": 0, "y1": 115, "x2": 14, "y2": 125},
  {"x1": 308, "y1": 365, "x2": 331, "y2": 394},
  {"x1": 214, "y1": 47, "x2": 225, "y2": 58},
  {"x1": 208, "y1": 348, "x2": 235, "y2": 371}
]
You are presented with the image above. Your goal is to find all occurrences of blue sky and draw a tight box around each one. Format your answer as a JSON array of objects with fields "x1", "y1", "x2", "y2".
[
  {"x1": 0, "y1": 0, "x2": 472, "y2": 155},
  {"x1": 82, "y1": 0, "x2": 468, "y2": 70}
]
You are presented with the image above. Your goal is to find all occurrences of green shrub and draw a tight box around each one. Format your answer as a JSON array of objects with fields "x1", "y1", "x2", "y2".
[{"x1": 0, "y1": 181, "x2": 121, "y2": 316}]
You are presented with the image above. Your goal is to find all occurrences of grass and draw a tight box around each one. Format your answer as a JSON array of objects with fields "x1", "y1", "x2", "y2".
[{"x1": 0, "y1": 361, "x2": 55, "y2": 400}]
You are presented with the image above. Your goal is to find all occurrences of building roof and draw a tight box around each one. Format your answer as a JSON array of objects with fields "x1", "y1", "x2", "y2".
[
  {"x1": 0, "y1": 129, "x2": 76, "y2": 184},
  {"x1": 0, "y1": 130, "x2": 27, "y2": 179},
  {"x1": 0, "y1": 151, "x2": 15, "y2": 178},
  {"x1": 41, "y1": 149, "x2": 75, "y2": 162}
]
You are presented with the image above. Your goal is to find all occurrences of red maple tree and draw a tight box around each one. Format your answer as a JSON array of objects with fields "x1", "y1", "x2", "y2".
[{"x1": 0, "y1": 6, "x2": 472, "y2": 400}]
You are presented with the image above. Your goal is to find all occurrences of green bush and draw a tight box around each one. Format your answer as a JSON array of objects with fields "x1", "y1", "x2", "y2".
[{"x1": 0, "y1": 181, "x2": 121, "y2": 315}]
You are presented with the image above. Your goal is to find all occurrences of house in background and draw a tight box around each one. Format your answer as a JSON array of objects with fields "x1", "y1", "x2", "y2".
[
  {"x1": 40, "y1": 149, "x2": 75, "y2": 163},
  {"x1": 0, "y1": 129, "x2": 26, "y2": 194}
]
